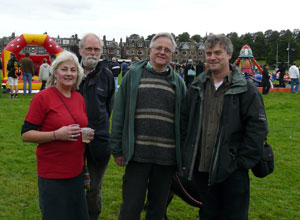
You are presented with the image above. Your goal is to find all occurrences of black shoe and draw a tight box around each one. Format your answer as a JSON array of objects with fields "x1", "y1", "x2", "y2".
[
  {"x1": 14, "y1": 94, "x2": 18, "y2": 98},
  {"x1": 10, "y1": 95, "x2": 14, "y2": 99}
]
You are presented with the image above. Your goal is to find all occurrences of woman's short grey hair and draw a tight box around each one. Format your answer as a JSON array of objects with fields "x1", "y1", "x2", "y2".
[
  {"x1": 149, "y1": 32, "x2": 177, "y2": 53},
  {"x1": 79, "y1": 33, "x2": 103, "y2": 54},
  {"x1": 46, "y1": 51, "x2": 84, "y2": 90},
  {"x1": 205, "y1": 34, "x2": 233, "y2": 54}
]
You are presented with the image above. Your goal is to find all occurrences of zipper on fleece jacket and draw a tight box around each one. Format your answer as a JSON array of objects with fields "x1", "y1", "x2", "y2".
[
  {"x1": 127, "y1": 76, "x2": 133, "y2": 164},
  {"x1": 188, "y1": 85, "x2": 203, "y2": 180},
  {"x1": 208, "y1": 123, "x2": 222, "y2": 186}
]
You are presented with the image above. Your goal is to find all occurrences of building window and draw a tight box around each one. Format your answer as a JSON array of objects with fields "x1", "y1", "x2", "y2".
[
  {"x1": 137, "y1": 51, "x2": 143, "y2": 55},
  {"x1": 62, "y1": 39, "x2": 70, "y2": 45},
  {"x1": 138, "y1": 43, "x2": 143, "y2": 47},
  {"x1": 182, "y1": 51, "x2": 187, "y2": 56}
]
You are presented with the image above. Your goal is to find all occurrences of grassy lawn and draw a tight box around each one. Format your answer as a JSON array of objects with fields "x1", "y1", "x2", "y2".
[{"x1": 0, "y1": 91, "x2": 299, "y2": 220}]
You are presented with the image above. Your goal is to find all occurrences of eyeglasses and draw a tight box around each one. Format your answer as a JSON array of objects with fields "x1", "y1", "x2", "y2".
[
  {"x1": 152, "y1": 46, "x2": 173, "y2": 54},
  {"x1": 84, "y1": 47, "x2": 101, "y2": 53}
]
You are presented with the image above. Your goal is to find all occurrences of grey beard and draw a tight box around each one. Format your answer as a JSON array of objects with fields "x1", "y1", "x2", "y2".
[{"x1": 83, "y1": 58, "x2": 98, "y2": 69}]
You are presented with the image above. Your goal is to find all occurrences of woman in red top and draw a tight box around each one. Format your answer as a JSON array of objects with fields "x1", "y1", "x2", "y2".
[{"x1": 21, "y1": 51, "x2": 94, "y2": 220}]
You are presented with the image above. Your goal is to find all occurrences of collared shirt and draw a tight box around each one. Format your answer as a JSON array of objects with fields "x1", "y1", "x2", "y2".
[
  {"x1": 198, "y1": 71, "x2": 233, "y2": 172},
  {"x1": 146, "y1": 61, "x2": 169, "y2": 73}
]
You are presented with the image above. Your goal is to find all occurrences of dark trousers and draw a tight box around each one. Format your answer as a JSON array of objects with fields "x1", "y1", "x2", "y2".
[
  {"x1": 38, "y1": 173, "x2": 88, "y2": 220},
  {"x1": 185, "y1": 75, "x2": 195, "y2": 88},
  {"x1": 40, "y1": 80, "x2": 47, "y2": 90},
  {"x1": 119, "y1": 161, "x2": 176, "y2": 220},
  {"x1": 262, "y1": 81, "x2": 271, "y2": 95},
  {"x1": 85, "y1": 138, "x2": 111, "y2": 220},
  {"x1": 194, "y1": 169, "x2": 249, "y2": 220},
  {"x1": 279, "y1": 74, "x2": 285, "y2": 87}
]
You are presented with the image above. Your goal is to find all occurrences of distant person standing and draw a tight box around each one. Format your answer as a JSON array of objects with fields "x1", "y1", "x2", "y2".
[
  {"x1": 183, "y1": 59, "x2": 196, "y2": 88},
  {"x1": 109, "y1": 57, "x2": 121, "y2": 92},
  {"x1": 49, "y1": 54, "x2": 56, "y2": 78},
  {"x1": 288, "y1": 62, "x2": 299, "y2": 93},
  {"x1": 196, "y1": 60, "x2": 205, "y2": 77},
  {"x1": 277, "y1": 61, "x2": 286, "y2": 87},
  {"x1": 7, "y1": 53, "x2": 19, "y2": 98},
  {"x1": 38, "y1": 58, "x2": 51, "y2": 90},
  {"x1": 262, "y1": 64, "x2": 271, "y2": 95},
  {"x1": 121, "y1": 61, "x2": 129, "y2": 77},
  {"x1": 50, "y1": 54, "x2": 56, "y2": 64},
  {"x1": 20, "y1": 52, "x2": 35, "y2": 95}
]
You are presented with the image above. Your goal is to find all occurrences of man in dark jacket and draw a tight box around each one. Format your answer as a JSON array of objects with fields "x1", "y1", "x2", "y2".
[
  {"x1": 7, "y1": 53, "x2": 19, "y2": 98},
  {"x1": 109, "y1": 57, "x2": 121, "y2": 92},
  {"x1": 180, "y1": 34, "x2": 268, "y2": 220},
  {"x1": 20, "y1": 52, "x2": 35, "y2": 95},
  {"x1": 78, "y1": 33, "x2": 115, "y2": 220}
]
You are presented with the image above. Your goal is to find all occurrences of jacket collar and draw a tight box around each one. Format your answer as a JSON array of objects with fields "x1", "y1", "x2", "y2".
[
  {"x1": 191, "y1": 64, "x2": 247, "y2": 94},
  {"x1": 130, "y1": 60, "x2": 177, "y2": 84}
]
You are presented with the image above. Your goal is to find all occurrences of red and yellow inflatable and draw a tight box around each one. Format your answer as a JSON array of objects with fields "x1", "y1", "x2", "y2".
[{"x1": 1, "y1": 33, "x2": 63, "y2": 90}]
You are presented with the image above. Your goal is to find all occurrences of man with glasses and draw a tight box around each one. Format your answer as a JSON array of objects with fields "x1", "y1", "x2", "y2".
[
  {"x1": 111, "y1": 32, "x2": 186, "y2": 220},
  {"x1": 78, "y1": 33, "x2": 115, "y2": 220}
]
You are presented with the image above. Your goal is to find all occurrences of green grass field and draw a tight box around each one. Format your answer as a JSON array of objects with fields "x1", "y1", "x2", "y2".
[{"x1": 0, "y1": 91, "x2": 300, "y2": 220}]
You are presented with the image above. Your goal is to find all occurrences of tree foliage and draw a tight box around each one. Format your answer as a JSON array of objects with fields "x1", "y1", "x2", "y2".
[
  {"x1": 191, "y1": 34, "x2": 201, "y2": 43},
  {"x1": 129, "y1": 34, "x2": 140, "y2": 39},
  {"x1": 146, "y1": 34, "x2": 155, "y2": 41},
  {"x1": 130, "y1": 29, "x2": 300, "y2": 66},
  {"x1": 178, "y1": 32, "x2": 190, "y2": 42}
]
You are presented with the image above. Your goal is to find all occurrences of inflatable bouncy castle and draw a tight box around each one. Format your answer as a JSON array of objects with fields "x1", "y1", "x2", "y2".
[{"x1": 1, "y1": 33, "x2": 63, "y2": 91}]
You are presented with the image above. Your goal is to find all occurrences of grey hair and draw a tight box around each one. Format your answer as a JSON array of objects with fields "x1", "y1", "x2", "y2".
[
  {"x1": 46, "y1": 51, "x2": 84, "y2": 90},
  {"x1": 149, "y1": 32, "x2": 177, "y2": 53},
  {"x1": 205, "y1": 34, "x2": 233, "y2": 54},
  {"x1": 79, "y1": 33, "x2": 103, "y2": 54}
]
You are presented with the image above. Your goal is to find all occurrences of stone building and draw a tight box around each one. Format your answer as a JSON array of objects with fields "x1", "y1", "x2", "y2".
[
  {"x1": 0, "y1": 33, "x2": 205, "y2": 64},
  {"x1": 0, "y1": 33, "x2": 16, "y2": 55},
  {"x1": 120, "y1": 36, "x2": 150, "y2": 61},
  {"x1": 102, "y1": 36, "x2": 121, "y2": 60},
  {"x1": 173, "y1": 41, "x2": 205, "y2": 64}
]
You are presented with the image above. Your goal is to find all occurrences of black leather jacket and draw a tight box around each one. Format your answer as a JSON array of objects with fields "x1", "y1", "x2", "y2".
[{"x1": 180, "y1": 65, "x2": 268, "y2": 186}]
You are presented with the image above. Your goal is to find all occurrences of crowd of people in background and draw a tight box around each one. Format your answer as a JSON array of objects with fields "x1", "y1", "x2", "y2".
[{"x1": 3, "y1": 48, "x2": 300, "y2": 97}]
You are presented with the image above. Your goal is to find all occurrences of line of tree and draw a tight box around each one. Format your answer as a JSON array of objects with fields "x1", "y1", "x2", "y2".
[{"x1": 133, "y1": 29, "x2": 300, "y2": 66}]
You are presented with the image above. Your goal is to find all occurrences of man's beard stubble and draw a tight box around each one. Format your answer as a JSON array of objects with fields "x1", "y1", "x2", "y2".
[{"x1": 82, "y1": 55, "x2": 99, "y2": 69}]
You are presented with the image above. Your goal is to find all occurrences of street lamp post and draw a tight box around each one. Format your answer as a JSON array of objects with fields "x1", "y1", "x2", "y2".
[{"x1": 287, "y1": 42, "x2": 290, "y2": 68}]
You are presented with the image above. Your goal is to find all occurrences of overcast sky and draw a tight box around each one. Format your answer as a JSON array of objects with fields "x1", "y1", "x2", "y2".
[{"x1": 1, "y1": 0, "x2": 299, "y2": 41}]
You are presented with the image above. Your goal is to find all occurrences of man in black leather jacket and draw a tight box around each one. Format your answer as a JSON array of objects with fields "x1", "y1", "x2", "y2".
[
  {"x1": 78, "y1": 33, "x2": 115, "y2": 220},
  {"x1": 180, "y1": 34, "x2": 268, "y2": 220}
]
